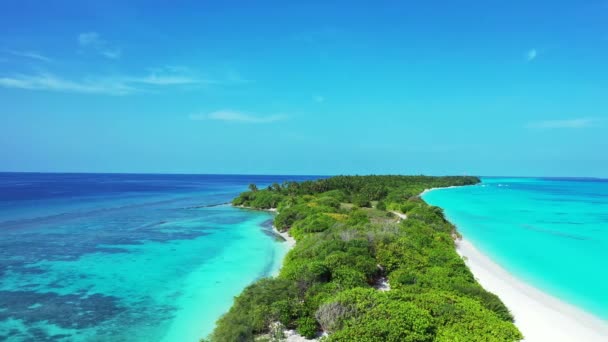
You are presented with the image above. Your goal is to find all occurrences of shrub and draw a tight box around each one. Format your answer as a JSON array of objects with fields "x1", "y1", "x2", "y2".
[
  {"x1": 314, "y1": 196, "x2": 341, "y2": 209},
  {"x1": 315, "y1": 301, "x2": 354, "y2": 332},
  {"x1": 213, "y1": 176, "x2": 522, "y2": 341},
  {"x1": 320, "y1": 189, "x2": 348, "y2": 202},
  {"x1": 274, "y1": 205, "x2": 312, "y2": 230},
  {"x1": 296, "y1": 316, "x2": 319, "y2": 339},
  {"x1": 352, "y1": 194, "x2": 371, "y2": 207},
  {"x1": 290, "y1": 214, "x2": 336, "y2": 239},
  {"x1": 327, "y1": 300, "x2": 435, "y2": 342},
  {"x1": 389, "y1": 268, "x2": 418, "y2": 287},
  {"x1": 331, "y1": 267, "x2": 368, "y2": 290},
  {"x1": 210, "y1": 278, "x2": 296, "y2": 341},
  {"x1": 249, "y1": 191, "x2": 284, "y2": 209},
  {"x1": 400, "y1": 201, "x2": 419, "y2": 213},
  {"x1": 270, "y1": 299, "x2": 294, "y2": 326},
  {"x1": 453, "y1": 284, "x2": 514, "y2": 322},
  {"x1": 281, "y1": 260, "x2": 331, "y2": 286},
  {"x1": 345, "y1": 209, "x2": 369, "y2": 226}
]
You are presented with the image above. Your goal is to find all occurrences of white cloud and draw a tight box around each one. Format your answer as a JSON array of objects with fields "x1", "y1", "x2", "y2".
[
  {"x1": 526, "y1": 118, "x2": 597, "y2": 129},
  {"x1": 78, "y1": 32, "x2": 122, "y2": 59},
  {"x1": 78, "y1": 32, "x2": 101, "y2": 46},
  {"x1": 6, "y1": 50, "x2": 52, "y2": 62},
  {"x1": 313, "y1": 95, "x2": 325, "y2": 103},
  {"x1": 190, "y1": 110, "x2": 287, "y2": 123},
  {"x1": 0, "y1": 65, "x2": 248, "y2": 95},
  {"x1": 126, "y1": 66, "x2": 214, "y2": 85},
  {"x1": 0, "y1": 68, "x2": 206, "y2": 95},
  {"x1": 526, "y1": 49, "x2": 537, "y2": 62},
  {"x1": 132, "y1": 74, "x2": 202, "y2": 85},
  {"x1": 100, "y1": 48, "x2": 121, "y2": 59},
  {"x1": 0, "y1": 73, "x2": 134, "y2": 95}
]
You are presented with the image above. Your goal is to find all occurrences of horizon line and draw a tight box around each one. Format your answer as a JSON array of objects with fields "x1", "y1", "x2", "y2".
[{"x1": 0, "y1": 171, "x2": 606, "y2": 180}]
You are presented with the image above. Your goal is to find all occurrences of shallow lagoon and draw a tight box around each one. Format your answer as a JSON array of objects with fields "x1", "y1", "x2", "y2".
[
  {"x1": 423, "y1": 177, "x2": 608, "y2": 320},
  {"x1": 0, "y1": 173, "x2": 314, "y2": 341}
]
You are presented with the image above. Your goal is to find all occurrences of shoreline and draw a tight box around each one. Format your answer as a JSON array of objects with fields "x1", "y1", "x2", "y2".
[
  {"x1": 423, "y1": 185, "x2": 608, "y2": 341},
  {"x1": 420, "y1": 185, "x2": 460, "y2": 196},
  {"x1": 267, "y1": 210, "x2": 296, "y2": 277},
  {"x1": 262, "y1": 208, "x2": 297, "y2": 248},
  {"x1": 272, "y1": 224, "x2": 296, "y2": 249},
  {"x1": 241, "y1": 188, "x2": 608, "y2": 341},
  {"x1": 244, "y1": 206, "x2": 297, "y2": 249},
  {"x1": 236, "y1": 205, "x2": 314, "y2": 341},
  {"x1": 239, "y1": 206, "x2": 297, "y2": 249},
  {"x1": 455, "y1": 237, "x2": 608, "y2": 341}
]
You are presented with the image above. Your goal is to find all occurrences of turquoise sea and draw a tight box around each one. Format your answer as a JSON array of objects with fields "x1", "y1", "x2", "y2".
[
  {"x1": 0, "y1": 173, "x2": 319, "y2": 341},
  {"x1": 422, "y1": 177, "x2": 608, "y2": 320}
]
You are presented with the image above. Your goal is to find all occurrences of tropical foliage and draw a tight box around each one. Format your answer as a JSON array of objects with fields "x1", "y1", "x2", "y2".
[{"x1": 211, "y1": 176, "x2": 522, "y2": 341}]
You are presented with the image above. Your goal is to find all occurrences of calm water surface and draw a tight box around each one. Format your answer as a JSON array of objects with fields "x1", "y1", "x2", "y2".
[
  {"x1": 0, "y1": 173, "x2": 319, "y2": 341},
  {"x1": 423, "y1": 177, "x2": 608, "y2": 320}
]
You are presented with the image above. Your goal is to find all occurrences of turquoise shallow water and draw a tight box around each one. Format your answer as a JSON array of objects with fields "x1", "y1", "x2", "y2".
[
  {"x1": 0, "y1": 173, "x2": 318, "y2": 341},
  {"x1": 422, "y1": 177, "x2": 608, "y2": 320}
]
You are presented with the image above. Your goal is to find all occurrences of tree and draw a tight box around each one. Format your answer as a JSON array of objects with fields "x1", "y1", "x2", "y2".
[
  {"x1": 212, "y1": 176, "x2": 523, "y2": 342},
  {"x1": 376, "y1": 201, "x2": 387, "y2": 211},
  {"x1": 352, "y1": 194, "x2": 371, "y2": 208}
]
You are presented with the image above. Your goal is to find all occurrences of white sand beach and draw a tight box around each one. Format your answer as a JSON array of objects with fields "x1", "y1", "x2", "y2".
[
  {"x1": 273, "y1": 225, "x2": 296, "y2": 249},
  {"x1": 265, "y1": 207, "x2": 296, "y2": 249},
  {"x1": 456, "y1": 238, "x2": 608, "y2": 342},
  {"x1": 271, "y1": 218, "x2": 319, "y2": 342}
]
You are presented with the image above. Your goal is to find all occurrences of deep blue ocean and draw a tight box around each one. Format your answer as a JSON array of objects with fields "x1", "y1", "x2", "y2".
[
  {"x1": 0, "y1": 173, "x2": 320, "y2": 341},
  {"x1": 423, "y1": 177, "x2": 608, "y2": 321}
]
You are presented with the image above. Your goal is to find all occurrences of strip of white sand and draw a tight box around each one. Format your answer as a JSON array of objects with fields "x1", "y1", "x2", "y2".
[
  {"x1": 269, "y1": 214, "x2": 318, "y2": 341},
  {"x1": 273, "y1": 225, "x2": 296, "y2": 249},
  {"x1": 421, "y1": 186, "x2": 459, "y2": 196},
  {"x1": 390, "y1": 210, "x2": 407, "y2": 221},
  {"x1": 456, "y1": 237, "x2": 608, "y2": 342},
  {"x1": 236, "y1": 205, "x2": 295, "y2": 248},
  {"x1": 263, "y1": 207, "x2": 296, "y2": 249}
]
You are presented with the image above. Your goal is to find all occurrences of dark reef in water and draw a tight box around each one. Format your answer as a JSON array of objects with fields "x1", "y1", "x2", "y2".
[
  {"x1": 260, "y1": 218, "x2": 287, "y2": 242},
  {"x1": 186, "y1": 202, "x2": 231, "y2": 209}
]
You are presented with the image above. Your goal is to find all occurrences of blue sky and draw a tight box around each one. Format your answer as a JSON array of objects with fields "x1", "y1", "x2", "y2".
[{"x1": 1, "y1": 1, "x2": 607, "y2": 176}]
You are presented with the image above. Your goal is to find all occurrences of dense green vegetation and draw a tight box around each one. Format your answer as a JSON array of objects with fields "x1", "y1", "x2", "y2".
[{"x1": 210, "y1": 176, "x2": 522, "y2": 342}]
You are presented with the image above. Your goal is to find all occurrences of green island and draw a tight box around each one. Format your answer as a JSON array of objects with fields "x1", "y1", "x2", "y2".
[{"x1": 208, "y1": 176, "x2": 523, "y2": 342}]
